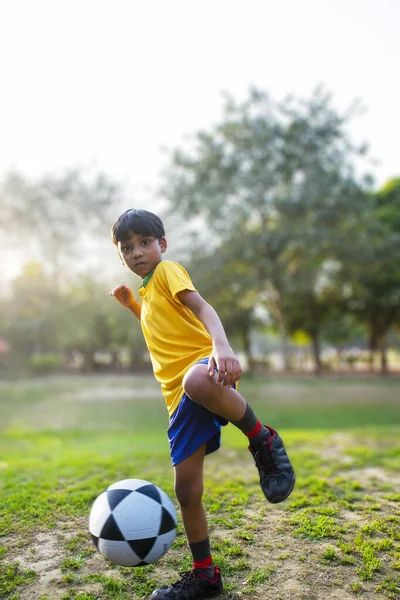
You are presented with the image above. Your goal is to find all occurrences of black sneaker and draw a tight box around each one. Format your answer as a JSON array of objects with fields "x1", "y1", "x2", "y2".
[
  {"x1": 149, "y1": 567, "x2": 223, "y2": 599},
  {"x1": 249, "y1": 426, "x2": 295, "y2": 503}
]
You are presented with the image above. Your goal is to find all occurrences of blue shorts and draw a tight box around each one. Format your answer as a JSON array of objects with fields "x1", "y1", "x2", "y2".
[{"x1": 167, "y1": 358, "x2": 234, "y2": 466}]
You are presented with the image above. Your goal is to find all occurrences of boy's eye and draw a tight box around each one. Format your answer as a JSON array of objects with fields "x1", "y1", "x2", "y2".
[
  {"x1": 122, "y1": 245, "x2": 131, "y2": 251},
  {"x1": 142, "y1": 240, "x2": 151, "y2": 245}
]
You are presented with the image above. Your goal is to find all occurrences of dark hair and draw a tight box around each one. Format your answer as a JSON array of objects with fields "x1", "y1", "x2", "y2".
[{"x1": 111, "y1": 209, "x2": 165, "y2": 246}]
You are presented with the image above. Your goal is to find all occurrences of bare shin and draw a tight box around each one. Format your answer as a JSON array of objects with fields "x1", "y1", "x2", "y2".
[{"x1": 174, "y1": 444, "x2": 209, "y2": 543}]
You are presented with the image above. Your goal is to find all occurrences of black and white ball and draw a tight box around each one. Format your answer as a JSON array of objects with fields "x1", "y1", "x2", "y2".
[{"x1": 89, "y1": 478, "x2": 178, "y2": 567}]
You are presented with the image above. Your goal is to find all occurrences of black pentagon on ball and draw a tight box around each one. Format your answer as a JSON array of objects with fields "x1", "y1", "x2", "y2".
[
  {"x1": 107, "y1": 488, "x2": 132, "y2": 511},
  {"x1": 100, "y1": 513, "x2": 125, "y2": 540},
  {"x1": 128, "y1": 537, "x2": 157, "y2": 559},
  {"x1": 135, "y1": 484, "x2": 162, "y2": 504},
  {"x1": 158, "y1": 507, "x2": 176, "y2": 535}
]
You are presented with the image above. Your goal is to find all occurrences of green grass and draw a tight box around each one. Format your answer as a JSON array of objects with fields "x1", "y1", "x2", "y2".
[
  {"x1": 0, "y1": 374, "x2": 400, "y2": 599},
  {"x1": 1, "y1": 373, "x2": 399, "y2": 433}
]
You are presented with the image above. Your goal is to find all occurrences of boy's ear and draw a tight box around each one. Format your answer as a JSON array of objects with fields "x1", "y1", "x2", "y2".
[{"x1": 160, "y1": 237, "x2": 167, "y2": 253}]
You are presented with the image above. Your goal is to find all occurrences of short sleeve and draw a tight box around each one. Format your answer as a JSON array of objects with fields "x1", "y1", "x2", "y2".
[{"x1": 155, "y1": 261, "x2": 197, "y2": 299}]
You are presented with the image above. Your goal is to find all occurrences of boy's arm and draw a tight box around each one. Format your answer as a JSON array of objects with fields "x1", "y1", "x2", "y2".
[
  {"x1": 110, "y1": 284, "x2": 141, "y2": 320},
  {"x1": 177, "y1": 289, "x2": 242, "y2": 387}
]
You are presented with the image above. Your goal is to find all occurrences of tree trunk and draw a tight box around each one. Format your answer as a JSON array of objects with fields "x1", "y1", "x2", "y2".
[
  {"x1": 379, "y1": 339, "x2": 388, "y2": 375},
  {"x1": 368, "y1": 332, "x2": 376, "y2": 372},
  {"x1": 129, "y1": 347, "x2": 140, "y2": 371},
  {"x1": 335, "y1": 348, "x2": 342, "y2": 372},
  {"x1": 241, "y1": 327, "x2": 255, "y2": 371},
  {"x1": 82, "y1": 350, "x2": 95, "y2": 372},
  {"x1": 311, "y1": 331, "x2": 322, "y2": 375},
  {"x1": 110, "y1": 349, "x2": 119, "y2": 372},
  {"x1": 279, "y1": 325, "x2": 291, "y2": 372},
  {"x1": 368, "y1": 350, "x2": 374, "y2": 373},
  {"x1": 265, "y1": 283, "x2": 291, "y2": 371}
]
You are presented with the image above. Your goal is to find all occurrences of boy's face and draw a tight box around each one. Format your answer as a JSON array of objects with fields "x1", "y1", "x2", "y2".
[{"x1": 118, "y1": 233, "x2": 167, "y2": 278}]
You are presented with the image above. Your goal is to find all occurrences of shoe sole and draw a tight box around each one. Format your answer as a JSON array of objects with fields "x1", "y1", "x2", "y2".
[
  {"x1": 199, "y1": 588, "x2": 223, "y2": 598},
  {"x1": 150, "y1": 587, "x2": 222, "y2": 599},
  {"x1": 267, "y1": 472, "x2": 296, "y2": 504}
]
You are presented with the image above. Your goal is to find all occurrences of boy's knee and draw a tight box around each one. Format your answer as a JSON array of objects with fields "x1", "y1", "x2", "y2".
[
  {"x1": 182, "y1": 365, "x2": 211, "y2": 400},
  {"x1": 175, "y1": 479, "x2": 203, "y2": 508}
]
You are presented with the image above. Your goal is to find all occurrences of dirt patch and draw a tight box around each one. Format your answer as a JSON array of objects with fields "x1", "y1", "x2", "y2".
[
  {"x1": 338, "y1": 466, "x2": 400, "y2": 486},
  {"x1": 4, "y1": 530, "x2": 64, "y2": 599},
  {"x1": 15, "y1": 532, "x2": 62, "y2": 590}
]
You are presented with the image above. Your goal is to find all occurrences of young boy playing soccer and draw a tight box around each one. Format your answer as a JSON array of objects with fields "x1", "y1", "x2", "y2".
[{"x1": 110, "y1": 209, "x2": 295, "y2": 600}]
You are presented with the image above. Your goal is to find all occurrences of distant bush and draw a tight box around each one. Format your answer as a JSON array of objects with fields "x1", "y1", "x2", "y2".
[{"x1": 29, "y1": 353, "x2": 64, "y2": 374}]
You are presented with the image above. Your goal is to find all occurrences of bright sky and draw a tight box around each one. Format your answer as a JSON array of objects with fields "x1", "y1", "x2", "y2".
[{"x1": 0, "y1": 0, "x2": 399, "y2": 197}]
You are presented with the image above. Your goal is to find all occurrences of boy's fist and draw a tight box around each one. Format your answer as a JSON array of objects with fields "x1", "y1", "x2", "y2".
[{"x1": 110, "y1": 284, "x2": 135, "y2": 308}]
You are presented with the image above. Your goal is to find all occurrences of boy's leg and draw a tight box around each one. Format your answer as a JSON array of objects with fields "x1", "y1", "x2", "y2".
[
  {"x1": 182, "y1": 363, "x2": 296, "y2": 503},
  {"x1": 174, "y1": 443, "x2": 208, "y2": 545},
  {"x1": 150, "y1": 444, "x2": 223, "y2": 600}
]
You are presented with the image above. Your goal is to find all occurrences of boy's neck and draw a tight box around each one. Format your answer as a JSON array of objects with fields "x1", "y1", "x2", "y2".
[
  {"x1": 141, "y1": 258, "x2": 163, "y2": 287},
  {"x1": 142, "y1": 268, "x2": 155, "y2": 288}
]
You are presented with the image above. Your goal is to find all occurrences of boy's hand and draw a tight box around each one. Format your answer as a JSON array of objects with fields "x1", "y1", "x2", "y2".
[
  {"x1": 209, "y1": 344, "x2": 242, "y2": 387},
  {"x1": 110, "y1": 284, "x2": 136, "y2": 308}
]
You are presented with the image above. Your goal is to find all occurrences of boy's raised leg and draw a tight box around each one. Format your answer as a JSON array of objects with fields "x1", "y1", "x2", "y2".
[
  {"x1": 231, "y1": 403, "x2": 295, "y2": 503},
  {"x1": 247, "y1": 424, "x2": 296, "y2": 503},
  {"x1": 183, "y1": 364, "x2": 296, "y2": 503}
]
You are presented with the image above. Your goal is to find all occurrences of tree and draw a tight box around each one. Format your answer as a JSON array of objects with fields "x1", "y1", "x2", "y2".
[
  {"x1": 188, "y1": 233, "x2": 262, "y2": 366},
  {"x1": 4, "y1": 262, "x2": 61, "y2": 358},
  {"x1": 52, "y1": 275, "x2": 148, "y2": 372},
  {"x1": 163, "y1": 86, "x2": 371, "y2": 372},
  {"x1": 0, "y1": 169, "x2": 122, "y2": 279},
  {"x1": 1, "y1": 265, "x2": 148, "y2": 374},
  {"x1": 342, "y1": 178, "x2": 400, "y2": 373}
]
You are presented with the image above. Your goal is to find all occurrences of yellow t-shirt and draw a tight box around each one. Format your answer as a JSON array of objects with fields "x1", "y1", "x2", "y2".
[{"x1": 138, "y1": 260, "x2": 213, "y2": 417}]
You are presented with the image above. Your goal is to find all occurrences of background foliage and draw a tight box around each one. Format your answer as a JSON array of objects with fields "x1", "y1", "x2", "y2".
[{"x1": 1, "y1": 86, "x2": 399, "y2": 376}]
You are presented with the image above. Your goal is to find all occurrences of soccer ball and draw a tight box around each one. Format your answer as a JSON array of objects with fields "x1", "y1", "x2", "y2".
[{"x1": 89, "y1": 478, "x2": 178, "y2": 567}]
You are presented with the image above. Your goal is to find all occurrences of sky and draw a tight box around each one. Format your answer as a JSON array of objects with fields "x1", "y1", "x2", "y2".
[{"x1": 0, "y1": 0, "x2": 399, "y2": 200}]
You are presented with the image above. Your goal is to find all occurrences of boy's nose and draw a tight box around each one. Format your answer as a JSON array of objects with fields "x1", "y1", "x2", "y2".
[{"x1": 133, "y1": 247, "x2": 143, "y2": 258}]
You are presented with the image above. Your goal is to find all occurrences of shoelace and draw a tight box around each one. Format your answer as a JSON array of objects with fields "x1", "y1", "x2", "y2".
[
  {"x1": 253, "y1": 445, "x2": 276, "y2": 472},
  {"x1": 172, "y1": 570, "x2": 198, "y2": 589}
]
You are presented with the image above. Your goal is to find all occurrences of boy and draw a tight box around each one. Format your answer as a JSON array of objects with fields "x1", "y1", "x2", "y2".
[{"x1": 110, "y1": 209, "x2": 295, "y2": 599}]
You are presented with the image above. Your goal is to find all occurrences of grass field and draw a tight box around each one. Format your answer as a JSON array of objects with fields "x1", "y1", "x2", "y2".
[{"x1": 0, "y1": 374, "x2": 399, "y2": 600}]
